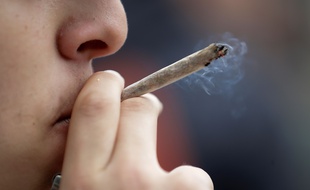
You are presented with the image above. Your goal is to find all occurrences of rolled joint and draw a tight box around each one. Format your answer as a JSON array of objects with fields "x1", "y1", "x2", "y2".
[{"x1": 121, "y1": 43, "x2": 229, "y2": 101}]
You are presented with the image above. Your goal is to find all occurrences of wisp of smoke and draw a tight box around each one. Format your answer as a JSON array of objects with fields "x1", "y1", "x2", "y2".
[{"x1": 178, "y1": 33, "x2": 248, "y2": 97}]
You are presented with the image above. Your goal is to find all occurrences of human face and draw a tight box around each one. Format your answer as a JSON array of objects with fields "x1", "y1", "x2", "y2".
[{"x1": 0, "y1": 0, "x2": 127, "y2": 189}]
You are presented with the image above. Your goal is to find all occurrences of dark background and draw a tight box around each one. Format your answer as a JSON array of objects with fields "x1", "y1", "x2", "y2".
[{"x1": 94, "y1": 1, "x2": 310, "y2": 189}]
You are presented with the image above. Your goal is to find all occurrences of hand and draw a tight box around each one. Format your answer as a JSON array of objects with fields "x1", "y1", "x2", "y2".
[{"x1": 60, "y1": 71, "x2": 213, "y2": 190}]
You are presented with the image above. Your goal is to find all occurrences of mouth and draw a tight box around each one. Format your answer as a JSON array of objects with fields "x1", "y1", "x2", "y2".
[
  {"x1": 56, "y1": 116, "x2": 71, "y2": 126},
  {"x1": 53, "y1": 110, "x2": 72, "y2": 133}
]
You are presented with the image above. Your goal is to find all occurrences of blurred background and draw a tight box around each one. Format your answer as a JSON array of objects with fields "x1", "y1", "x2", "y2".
[{"x1": 94, "y1": 0, "x2": 310, "y2": 189}]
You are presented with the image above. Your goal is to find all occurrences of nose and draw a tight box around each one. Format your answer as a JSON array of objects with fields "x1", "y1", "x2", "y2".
[{"x1": 57, "y1": 1, "x2": 128, "y2": 62}]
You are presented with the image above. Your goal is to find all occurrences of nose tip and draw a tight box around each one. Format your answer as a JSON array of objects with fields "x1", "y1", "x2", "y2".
[{"x1": 57, "y1": 9, "x2": 127, "y2": 62}]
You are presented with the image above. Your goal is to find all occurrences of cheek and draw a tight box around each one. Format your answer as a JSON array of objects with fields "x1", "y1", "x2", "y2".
[
  {"x1": 0, "y1": 2, "x2": 62, "y2": 134},
  {"x1": 0, "y1": 51, "x2": 68, "y2": 181},
  {"x1": 0, "y1": 75, "x2": 67, "y2": 184},
  {"x1": 0, "y1": 75, "x2": 57, "y2": 153}
]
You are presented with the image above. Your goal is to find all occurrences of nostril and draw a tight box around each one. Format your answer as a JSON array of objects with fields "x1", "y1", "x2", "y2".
[{"x1": 77, "y1": 40, "x2": 108, "y2": 52}]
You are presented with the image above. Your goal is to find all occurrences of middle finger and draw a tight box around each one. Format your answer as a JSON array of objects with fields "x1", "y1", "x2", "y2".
[{"x1": 112, "y1": 94, "x2": 163, "y2": 166}]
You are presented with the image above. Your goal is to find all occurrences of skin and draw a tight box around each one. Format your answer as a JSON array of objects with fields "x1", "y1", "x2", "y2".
[{"x1": 0, "y1": 0, "x2": 213, "y2": 190}]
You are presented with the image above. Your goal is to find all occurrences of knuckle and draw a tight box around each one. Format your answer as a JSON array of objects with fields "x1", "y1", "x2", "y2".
[
  {"x1": 169, "y1": 166, "x2": 213, "y2": 190},
  {"x1": 78, "y1": 91, "x2": 114, "y2": 117}
]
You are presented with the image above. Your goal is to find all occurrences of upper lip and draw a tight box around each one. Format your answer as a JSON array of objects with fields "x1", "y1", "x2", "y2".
[{"x1": 51, "y1": 71, "x2": 90, "y2": 126}]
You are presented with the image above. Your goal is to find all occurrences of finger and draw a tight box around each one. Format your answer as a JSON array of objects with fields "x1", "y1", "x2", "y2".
[
  {"x1": 167, "y1": 166, "x2": 214, "y2": 190},
  {"x1": 62, "y1": 71, "x2": 124, "y2": 176},
  {"x1": 112, "y1": 94, "x2": 163, "y2": 166}
]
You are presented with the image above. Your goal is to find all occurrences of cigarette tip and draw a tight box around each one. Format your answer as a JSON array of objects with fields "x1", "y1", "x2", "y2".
[{"x1": 215, "y1": 44, "x2": 228, "y2": 58}]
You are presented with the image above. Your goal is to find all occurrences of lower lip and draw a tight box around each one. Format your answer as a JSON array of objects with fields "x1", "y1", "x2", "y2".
[{"x1": 53, "y1": 119, "x2": 70, "y2": 135}]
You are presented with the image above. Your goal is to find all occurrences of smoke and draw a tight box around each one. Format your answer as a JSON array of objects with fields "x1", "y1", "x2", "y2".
[
  {"x1": 177, "y1": 33, "x2": 248, "y2": 118},
  {"x1": 179, "y1": 33, "x2": 247, "y2": 95}
]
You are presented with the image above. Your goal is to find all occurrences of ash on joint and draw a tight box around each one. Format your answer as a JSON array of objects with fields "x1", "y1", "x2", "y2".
[{"x1": 215, "y1": 44, "x2": 228, "y2": 59}]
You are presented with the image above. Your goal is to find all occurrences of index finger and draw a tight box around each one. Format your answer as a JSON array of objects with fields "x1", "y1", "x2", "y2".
[{"x1": 61, "y1": 71, "x2": 124, "y2": 178}]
